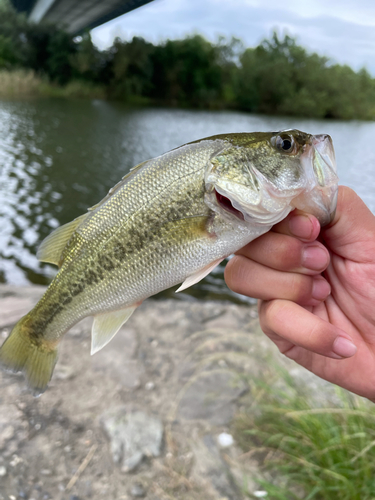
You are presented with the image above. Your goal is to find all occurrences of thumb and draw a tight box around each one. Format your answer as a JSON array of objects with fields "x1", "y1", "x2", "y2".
[{"x1": 322, "y1": 186, "x2": 375, "y2": 260}]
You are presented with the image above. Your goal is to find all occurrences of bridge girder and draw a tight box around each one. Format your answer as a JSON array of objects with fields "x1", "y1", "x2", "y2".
[{"x1": 10, "y1": 0, "x2": 154, "y2": 34}]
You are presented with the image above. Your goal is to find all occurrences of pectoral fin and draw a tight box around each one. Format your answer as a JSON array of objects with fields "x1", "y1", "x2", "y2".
[
  {"x1": 176, "y1": 258, "x2": 224, "y2": 292},
  {"x1": 91, "y1": 305, "x2": 138, "y2": 355}
]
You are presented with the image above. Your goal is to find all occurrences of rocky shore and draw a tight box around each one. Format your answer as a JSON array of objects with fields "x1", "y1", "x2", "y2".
[{"x1": 0, "y1": 285, "x2": 342, "y2": 500}]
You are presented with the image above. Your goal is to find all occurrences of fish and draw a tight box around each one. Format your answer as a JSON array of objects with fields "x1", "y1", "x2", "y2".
[{"x1": 0, "y1": 129, "x2": 338, "y2": 395}]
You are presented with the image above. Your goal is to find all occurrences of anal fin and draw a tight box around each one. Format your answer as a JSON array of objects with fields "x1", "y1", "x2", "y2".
[
  {"x1": 91, "y1": 305, "x2": 138, "y2": 355},
  {"x1": 176, "y1": 258, "x2": 224, "y2": 292}
]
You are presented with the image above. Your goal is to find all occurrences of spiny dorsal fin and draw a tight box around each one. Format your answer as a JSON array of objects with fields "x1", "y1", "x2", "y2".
[
  {"x1": 91, "y1": 305, "x2": 138, "y2": 355},
  {"x1": 88, "y1": 160, "x2": 149, "y2": 212},
  {"x1": 176, "y1": 258, "x2": 224, "y2": 292},
  {"x1": 37, "y1": 212, "x2": 89, "y2": 267}
]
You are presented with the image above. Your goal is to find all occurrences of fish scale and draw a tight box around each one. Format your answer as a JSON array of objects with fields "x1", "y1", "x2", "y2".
[{"x1": 0, "y1": 130, "x2": 338, "y2": 395}]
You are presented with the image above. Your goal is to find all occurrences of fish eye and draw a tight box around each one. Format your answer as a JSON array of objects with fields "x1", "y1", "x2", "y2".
[{"x1": 275, "y1": 135, "x2": 294, "y2": 153}]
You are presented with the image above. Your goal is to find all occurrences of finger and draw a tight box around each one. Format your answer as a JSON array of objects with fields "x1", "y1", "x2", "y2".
[
  {"x1": 323, "y1": 186, "x2": 375, "y2": 260},
  {"x1": 258, "y1": 299, "x2": 357, "y2": 359},
  {"x1": 235, "y1": 232, "x2": 330, "y2": 275},
  {"x1": 272, "y1": 210, "x2": 321, "y2": 241},
  {"x1": 225, "y1": 256, "x2": 331, "y2": 305}
]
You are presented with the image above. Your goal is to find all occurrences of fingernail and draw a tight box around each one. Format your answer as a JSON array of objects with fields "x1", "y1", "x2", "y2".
[
  {"x1": 289, "y1": 215, "x2": 314, "y2": 239},
  {"x1": 312, "y1": 279, "x2": 331, "y2": 300},
  {"x1": 333, "y1": 336, "x2": 357, "y2": 358},
  {"x1": 302, "y1": 246, "x2": 329, "y2": 271}
]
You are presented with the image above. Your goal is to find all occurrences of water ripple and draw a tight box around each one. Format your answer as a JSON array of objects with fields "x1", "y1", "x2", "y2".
[{"x1": 1, "y1": 98, "x2": 375, "y2": 303}]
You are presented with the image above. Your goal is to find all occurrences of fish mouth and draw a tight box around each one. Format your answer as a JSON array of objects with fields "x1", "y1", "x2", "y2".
[
  {"x1": 313, "y1": 134, "x2": 336, "y2": 175},
  {"x1": 213, "y1": 185, "x2": 292, "y2": 226},
  {"x1": 313, "y1": 134, "x2": 339, "y2": 225},
  {"x1": 215, "y1": 190, "x2": 244, "y2": 220},
  {"x1": 293, "y1": 133, "x2": 339, "y2": 226}
]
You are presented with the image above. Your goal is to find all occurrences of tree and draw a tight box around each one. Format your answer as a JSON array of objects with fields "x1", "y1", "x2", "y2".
[
  {"x1": 150, "y1": 35, "x2": 224, "y2": 108},
  {"x1": 70, "y1": 32, "x2": 107, "y2": 83},
  {"x1": 107, "y1": 36, "x2": 155, "y2": 100}
]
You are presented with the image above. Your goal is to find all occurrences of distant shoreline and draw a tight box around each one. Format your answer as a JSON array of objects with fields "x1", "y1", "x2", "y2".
[
  {"x1": 1, "y1": 68, "x2": 375, "y2": 122},
  {"x1": 2, "y1": 0, "x2": 375, "y2": 121}
]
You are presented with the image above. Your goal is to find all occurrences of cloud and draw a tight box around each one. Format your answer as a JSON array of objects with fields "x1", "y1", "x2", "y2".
[{"x1": 91, "y1": 0, "x2": 375, "y2": 74}]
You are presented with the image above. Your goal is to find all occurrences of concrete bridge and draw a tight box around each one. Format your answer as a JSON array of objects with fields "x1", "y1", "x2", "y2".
[{"x1": 10, "y1": 0, "x2": 154, "y2": 34}]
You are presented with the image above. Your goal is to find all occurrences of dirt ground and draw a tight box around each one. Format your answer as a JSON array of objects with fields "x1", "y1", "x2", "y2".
[{"x1": 0, "y1": 284, "x2": 339, "y2": 500}]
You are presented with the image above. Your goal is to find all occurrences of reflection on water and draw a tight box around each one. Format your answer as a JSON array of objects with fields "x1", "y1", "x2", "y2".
[{"x1": 1, "y1": 98, "x2": 375, "y2": 301}]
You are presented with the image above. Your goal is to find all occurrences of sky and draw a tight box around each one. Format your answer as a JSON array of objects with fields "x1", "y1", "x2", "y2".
[{"x1": 91, "y1": 0, "x2": 375, "y2": 74}]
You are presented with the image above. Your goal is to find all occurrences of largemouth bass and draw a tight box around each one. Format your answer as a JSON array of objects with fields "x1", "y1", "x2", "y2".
[{"x1": 0, "y1": 130, "x2": 338, "y2": 395}]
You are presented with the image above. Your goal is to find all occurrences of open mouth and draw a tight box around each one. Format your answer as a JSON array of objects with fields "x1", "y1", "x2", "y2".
[{"x1": 215, "y1": 190, "x2": 244, "y2": 220}]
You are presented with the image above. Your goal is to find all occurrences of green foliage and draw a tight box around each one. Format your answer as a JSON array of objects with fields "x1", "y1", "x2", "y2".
[
  {"x1": 0, "y1": 1, "x2": 76, "y2": 83},
  {"x1": 1, "y1": 0, "x2": 375, "y2": 119},
  {"x1": 0, "y1": 2, "x2": 30, "y2": 67},
  {"x1": 107, "y1": 36, "x2": 155, "y2": 99},
  {"x1": 0, "y1": 34, "x2": 18, "y2": 68},
  {"x1": 150, "y1": 35, "x2": 223, "y2": 108},
  {"x1": 236, "y1": 32, "x2": 375, "y2": 119},
  {"x1": 237, "y1": 33, "x2": 329, "y2": 116},
  {"x1": 44, "y1": 28, "x2": 76, "y2": 84},
  {"x1": 70, "y1": 32, "x2": 109, "y2": 84},
  {"x1": 234, "y1": 372, "x2": 375, "y2": 500}
]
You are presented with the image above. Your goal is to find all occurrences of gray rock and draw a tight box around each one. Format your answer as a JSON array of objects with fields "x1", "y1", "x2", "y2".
[
  {"x1": 130, "y1": 482, "x2": 147, "y2": 497},
  {"x1": 191, "y1": 434, "x2": 242, "y2": 500},
  {"x1": 101, "y1": 407, "x2": 163, "y2": 471},
  {"x1": 178, "y1": 369, "x2": 247, "y2": 425},
  {"x1": 0, "y1": 424, "x2": 14, "y2": 448},
  {"x1": 53, "y1": 364, "x2": 75, "y2": 381},
  {"x1": 0, "y1": 406, "x2": 26, "y2": 452}
]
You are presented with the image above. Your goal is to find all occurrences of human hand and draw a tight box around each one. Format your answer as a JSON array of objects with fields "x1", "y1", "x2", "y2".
[{"x1": 225, "y1": 186, "x2": 375, "y2": 401}]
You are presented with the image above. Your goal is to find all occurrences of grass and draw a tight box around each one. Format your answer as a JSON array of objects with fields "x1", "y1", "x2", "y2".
[
  {"x1": 0, "y1": 69, "x2": 105, "y2": 99},
  {"x1": 0, "y1": 69, "x2": 43, "y2": 97},
  {"x1": 44, "y1": 79, "x2": 105, "y2": 99},
  {"x1": 233, "y1": 370, "x2": 375, "y2": 500}
]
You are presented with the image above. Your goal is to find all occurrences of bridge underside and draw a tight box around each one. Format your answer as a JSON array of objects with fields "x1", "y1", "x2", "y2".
[{"x1": 10, "y1": 0, "x2": 154, "y2": 34}]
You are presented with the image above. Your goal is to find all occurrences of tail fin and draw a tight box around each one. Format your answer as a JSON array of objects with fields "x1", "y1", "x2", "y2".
[{"x1": 0, "y1": 316, "x2": 58, "y2": 396}]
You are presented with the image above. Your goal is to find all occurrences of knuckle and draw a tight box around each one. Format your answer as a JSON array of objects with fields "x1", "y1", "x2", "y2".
[
  {"x1": 224, "y1": 255, "x2": 250, "y2": 294},
  {"x1": 259, "y1": 299, "x2": 281, "y2": 331},
  {"x1": 289, "y1": 273, "x2": 313, "y2": 303},
  {"x1": 277, "y1": 238, "x2": 302, "y2": 269}
]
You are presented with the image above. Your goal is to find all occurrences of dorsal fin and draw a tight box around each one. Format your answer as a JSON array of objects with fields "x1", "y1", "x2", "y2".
[
  {"x1": 88, "y1": 160, "x2": 149, "y2": 212},
  {"x1": 37, "y1": 160, "x2": 149, "y2": 267},
  {"x1": 37, "y1": 213, "x2": 89, "y2": 267}
]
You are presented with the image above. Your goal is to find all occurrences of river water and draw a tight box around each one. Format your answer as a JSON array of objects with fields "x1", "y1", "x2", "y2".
[{"x1": 1, "y1": 98, "x2": 375, "y2": 302}]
